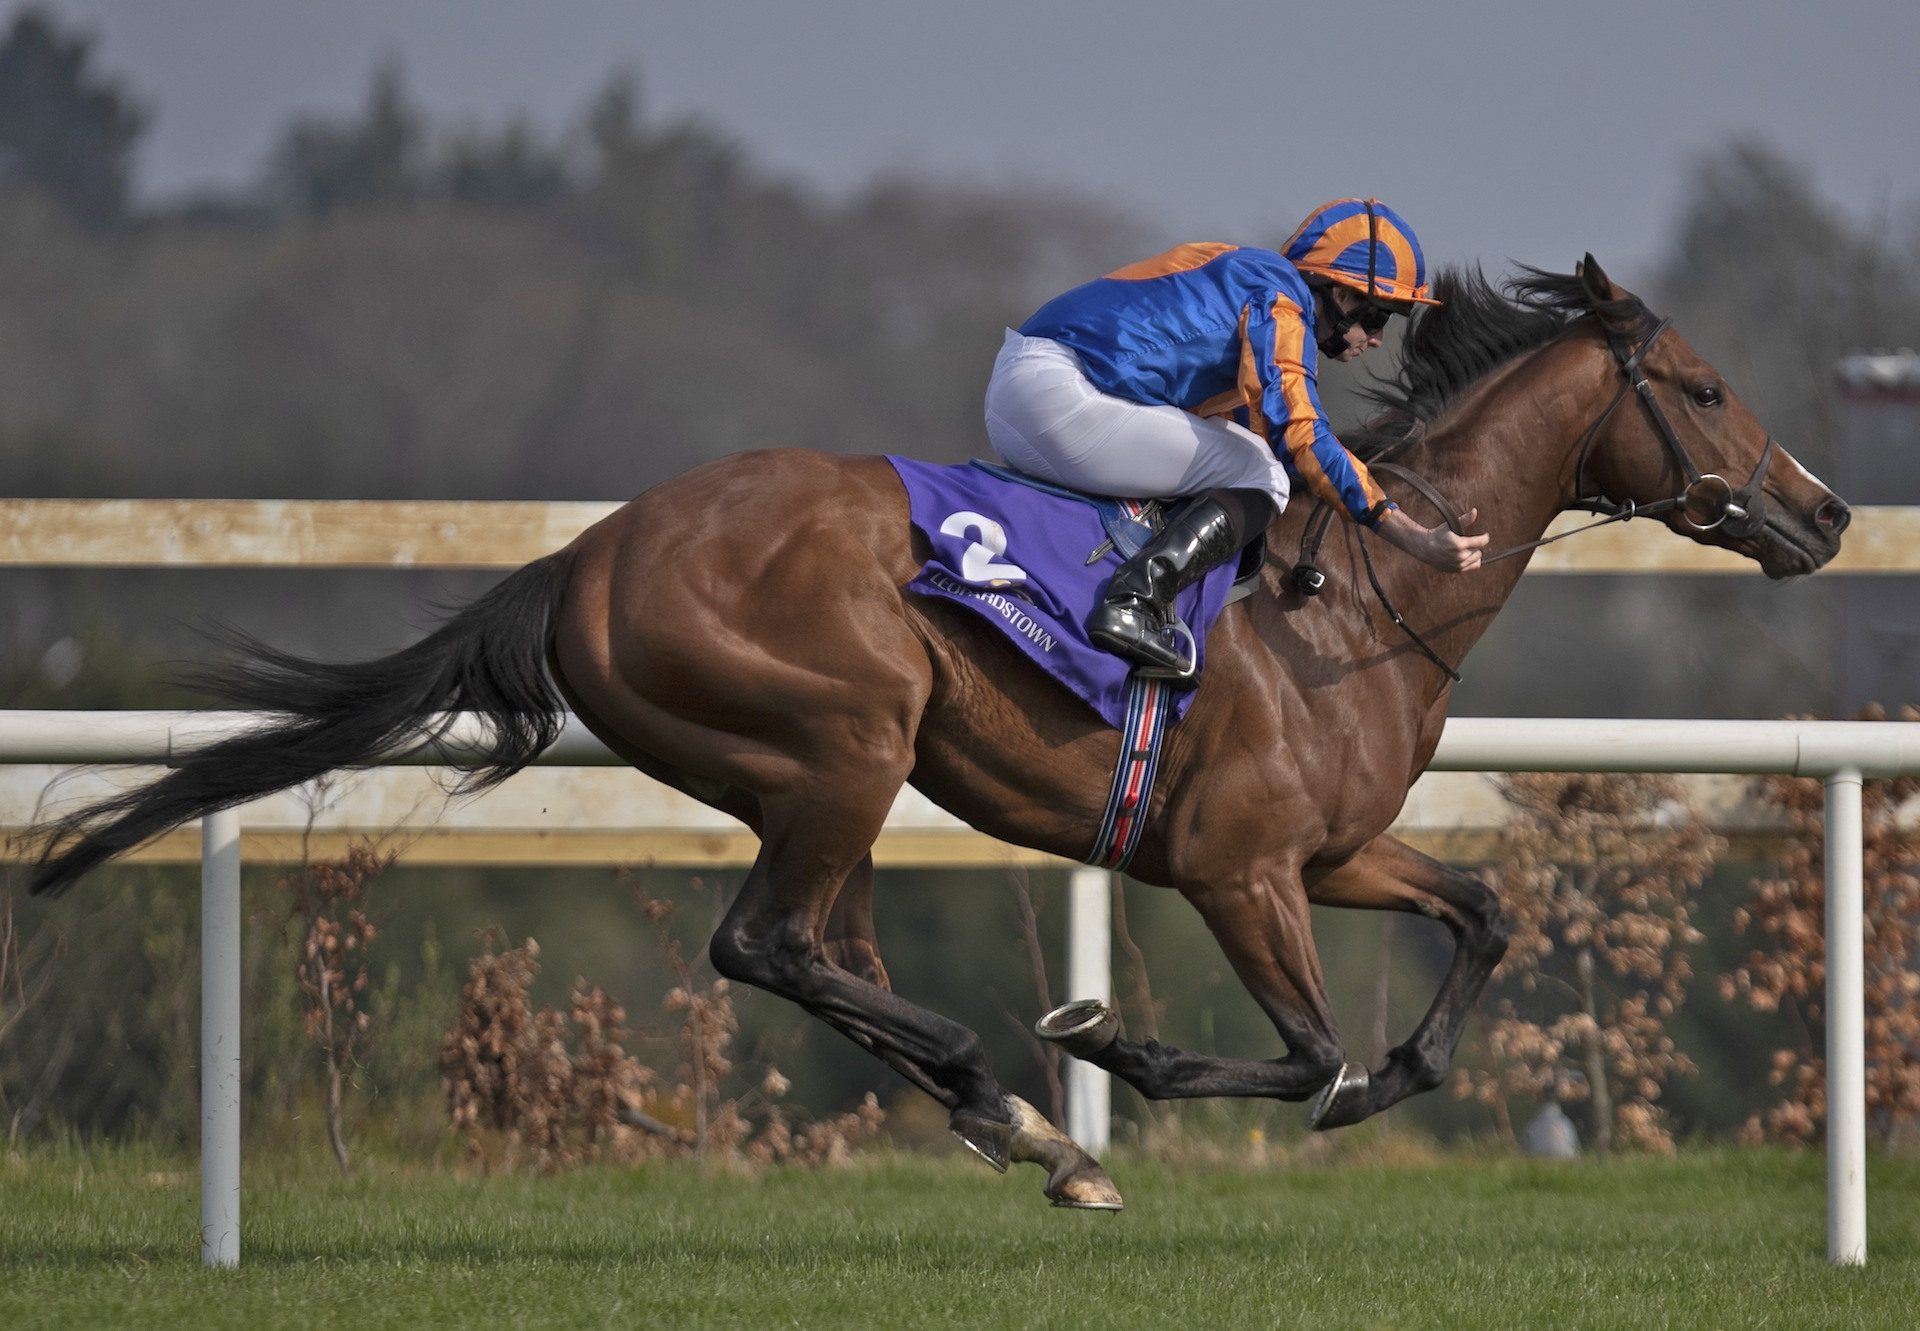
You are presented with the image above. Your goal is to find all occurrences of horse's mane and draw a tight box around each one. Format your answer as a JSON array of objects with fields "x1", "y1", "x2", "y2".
[{"x1": 1347, "y1": 264, "x2": 1658, "y2": 462}]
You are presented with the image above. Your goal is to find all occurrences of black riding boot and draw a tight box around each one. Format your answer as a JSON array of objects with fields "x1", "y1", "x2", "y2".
[{"x1": 1087, "y1": 489, "x2": 1260, "y2": 685}]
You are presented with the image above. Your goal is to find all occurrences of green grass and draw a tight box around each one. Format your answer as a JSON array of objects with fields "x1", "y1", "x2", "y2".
[{"x1": 2, "y1": 1146, "x2": 1917, "y2": 1329}]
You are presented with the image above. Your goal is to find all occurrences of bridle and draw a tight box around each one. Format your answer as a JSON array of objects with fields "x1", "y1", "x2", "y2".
[
  {"x1": 1547, "y1": 316, "x2": 1777, "y2": 552},
  {"x1": 1290, "y1": 313, "x2": 1780, "y2": 681}
]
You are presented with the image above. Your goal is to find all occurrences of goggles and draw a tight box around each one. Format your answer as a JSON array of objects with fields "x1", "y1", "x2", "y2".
[
  {"x1": 1354, "y1": 301, "x2": 1396, "y2": 335},
  {"x1": 1317, "y1": 290, "x2": 1400, "y2": 354}
]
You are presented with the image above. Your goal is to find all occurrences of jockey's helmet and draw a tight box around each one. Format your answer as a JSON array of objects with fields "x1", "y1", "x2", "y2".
[{"x1": 1283, "y1": 198, "x2": 1441, "y2": 308}]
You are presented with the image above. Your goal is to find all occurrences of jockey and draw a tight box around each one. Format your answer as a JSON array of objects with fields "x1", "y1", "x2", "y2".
[{"x1": 984, "y1": 197, "x2": 1488, "y2": 682}]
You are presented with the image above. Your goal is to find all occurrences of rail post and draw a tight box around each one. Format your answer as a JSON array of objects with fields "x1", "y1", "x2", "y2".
[
  {"x1": 200, "y1": 808, "x2": 242, "y2": 1269},
  {"x1": 1065, "y1": 866, "x2": 1112, "y2": 1155},
  {"x1": 1824, "y1": 767, "x2": 1866, "y2": 1265}
]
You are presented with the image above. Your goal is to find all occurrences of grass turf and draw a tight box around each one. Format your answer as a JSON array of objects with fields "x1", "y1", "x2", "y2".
[{"x1": 2, "y1": 1146, "x2": 1916, "y2": 1328}]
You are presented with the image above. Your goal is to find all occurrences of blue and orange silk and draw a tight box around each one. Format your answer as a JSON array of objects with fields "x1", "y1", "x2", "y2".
[{"x1": 1019, "y1": 242, "x2": 1391, "y2": 527}]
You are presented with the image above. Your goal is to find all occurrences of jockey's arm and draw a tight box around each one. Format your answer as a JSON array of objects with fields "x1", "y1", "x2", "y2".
[
  {"x1": 1374, "y1": 505, "x2": 1489, "y2": 572},
  {"x1": 1246, "y1": 293, "x2": 1392, "y2": 519},
  {"x1": 1247, "y1": 289, "x2": 1489, "y2": 575}
]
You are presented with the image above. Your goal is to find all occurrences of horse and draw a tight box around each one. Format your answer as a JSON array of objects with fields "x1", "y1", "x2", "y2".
[{"x1": 27, "y1": 256, "x2": 1850, "y2": 1209}]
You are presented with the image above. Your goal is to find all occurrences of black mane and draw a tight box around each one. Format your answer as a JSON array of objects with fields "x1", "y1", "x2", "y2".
[{"x1": 1348, "y1": 264, "x2": 1657, "y2": 461}]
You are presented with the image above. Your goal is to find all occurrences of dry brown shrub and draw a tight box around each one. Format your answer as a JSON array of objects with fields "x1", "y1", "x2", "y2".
[
  {"x1": 1722, "y1": 705, "x2": 1920, "y2": 1148},
  {"x1": 437, "y1": 933, "x2": 652, "y2": 1169},
  {"x1": 438, "y1": 881, "x2": 885, "y2": 1172},
  {"x1": 626, "y1": 880, "x2": 885, "y2": 1166},
  {"x1": 282, "y1": 842, "x2": 393, "y2": 1174},
  {"x1": 1454, "y1": 772, "x2": 1719, "y2": 1154}
]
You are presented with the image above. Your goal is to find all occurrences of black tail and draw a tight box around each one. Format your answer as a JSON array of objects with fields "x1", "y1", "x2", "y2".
[{"x1": 29, "y1": 551, "x2": 577, "y2": 896}]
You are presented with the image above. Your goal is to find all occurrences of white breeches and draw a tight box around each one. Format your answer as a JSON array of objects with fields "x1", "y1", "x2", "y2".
[{"x1": 983, "y1": 329, "x2": 1290, "y2": 513}]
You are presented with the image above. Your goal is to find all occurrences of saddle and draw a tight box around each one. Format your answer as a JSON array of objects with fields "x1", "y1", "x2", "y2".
[
  {"x1": 888, "y1": 454, "x2": 1255, "y2": 729},
  {"x1": 967, "y1": 460, "x2": 1268, "y2": 605}
]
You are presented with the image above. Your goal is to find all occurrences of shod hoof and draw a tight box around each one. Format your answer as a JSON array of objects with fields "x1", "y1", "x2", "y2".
[
  {"x1": 1047, "y1": 1164, "x2": 1125, "y2": 1212},
  {"x1": 1307, "y1": 1062, "x2": 1371, "y2": 1131},
  {"x1": 949, "y1": 1109, "x2": 1012, "y2": 1172},
  {"x1": 1034, "y1": 1000, "x2": 1120, "y2": 1059}
]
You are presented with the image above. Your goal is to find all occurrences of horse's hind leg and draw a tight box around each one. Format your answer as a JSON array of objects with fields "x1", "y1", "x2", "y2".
[
  {"x1": 1303, "y1": 834, "x2": 1511, "y2": 1125},
  {"x1": 813, "y1": 851, "x2": 1121, "y2": 1208},
  {"x1": 822, "y1": 854, "x2": 889, "y2": 990},
  {"x1": 708, "y1": 793, "x2": 1020, "y2": 1169}
]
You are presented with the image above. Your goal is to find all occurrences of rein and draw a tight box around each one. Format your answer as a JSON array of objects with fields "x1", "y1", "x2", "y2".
[
  {"x1": 1354, "y1": 525, "x2": 1463, "y2": 682},
  {"x1": 1289, "y1": 314, "x2": 1778, "y2": 681},
  {"x1": 1291, "y1": 460, "x2": 1467, "y2": 682}
]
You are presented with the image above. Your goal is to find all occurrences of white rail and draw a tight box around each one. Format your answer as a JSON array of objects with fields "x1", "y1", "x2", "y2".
[
  {"x1": 5, "y1": 499, "x2": 1919, "y2": 571},
  {"x1": 3, "y1": 711, "x2": 1911, "y2": 1267}
]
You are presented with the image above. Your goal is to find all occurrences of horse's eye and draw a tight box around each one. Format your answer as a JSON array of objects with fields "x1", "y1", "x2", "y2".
[{"x1": 1691, "y1": 383, "x2": 1723, "y2": 408}]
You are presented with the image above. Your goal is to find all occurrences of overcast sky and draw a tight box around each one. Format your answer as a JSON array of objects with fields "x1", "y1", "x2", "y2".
[{"x1": 24, "y1": 1, "x2": 1920, "y2": 284}]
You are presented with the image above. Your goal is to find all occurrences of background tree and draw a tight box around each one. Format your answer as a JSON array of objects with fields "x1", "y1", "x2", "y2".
[
  {"x1": 1655, "y1": 140, "x2": 1920, "y2": 478},
  {"x1": 0, "y1": 7, "x2": 144, "y2": 227},
  {"x1": 1456, "y1": 774, "x2": 1720, "y2": 1153},
  {"x1": 437, "y1": 117, "x2": 566, "y2": 209},
  {"x1": 266, "y1": 59, "x2": 423, "y2": 217},
  {"x1": 1723, "y1": 706, "x2": 1920, "y2": 1148}
]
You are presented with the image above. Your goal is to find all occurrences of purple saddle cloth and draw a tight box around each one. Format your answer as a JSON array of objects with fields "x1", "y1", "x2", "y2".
[{"x1": 887, "y1": 456, "x2": 1240, "y2": 730}]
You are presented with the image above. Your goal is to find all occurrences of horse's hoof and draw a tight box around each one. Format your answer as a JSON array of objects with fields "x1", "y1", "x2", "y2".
[
  {"x1": 950, "y1": 1109, "x2": 1012, "y2": 1172},
  {"x1": 1307, "y1": 1062, "x2": 1371, "y2": 1131},
  {"x1": 1002, "y1": 1093, "x2": 1121, "y2": 1211},
  {"x1": 1047, "y1": 1164, "x2": 1125, "y2": 1211},
  {"x1": 1035, "y1": 999, "x2": 1120, "y2": 1058}
]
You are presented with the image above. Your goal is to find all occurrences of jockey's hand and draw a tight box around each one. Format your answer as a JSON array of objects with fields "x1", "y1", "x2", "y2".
[{"x1": 1376, "y1": 506, "x2": 1490, "y2": 573}]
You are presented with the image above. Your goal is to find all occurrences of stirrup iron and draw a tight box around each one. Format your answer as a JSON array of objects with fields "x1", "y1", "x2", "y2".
[{"x1": 1127, "y1": 617, "x2": 1198, "y2": 684}]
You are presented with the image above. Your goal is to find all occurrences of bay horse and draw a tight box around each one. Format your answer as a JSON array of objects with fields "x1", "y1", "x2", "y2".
[{"x1": 27, "y1": 257, "x2": 1849, "y2": 1208}]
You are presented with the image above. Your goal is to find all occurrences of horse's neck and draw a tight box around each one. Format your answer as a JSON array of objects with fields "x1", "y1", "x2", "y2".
[
  {"x1": 1349, "y1": 335, "x2": 1614, "y2": 666},
  {"x1": 1430, "y1": 338, "x2": 1603, "y2": 540}
]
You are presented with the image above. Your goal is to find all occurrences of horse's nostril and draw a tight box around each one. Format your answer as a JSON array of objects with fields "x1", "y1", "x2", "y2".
[{"x1": 1815, "y1": 498, "x2": 1852, "y2": 535}]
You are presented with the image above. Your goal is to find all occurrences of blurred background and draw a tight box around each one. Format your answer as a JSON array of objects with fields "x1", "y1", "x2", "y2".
[{"x1": 1, "y1": 2, "x2": 1915, "y2": 1160}]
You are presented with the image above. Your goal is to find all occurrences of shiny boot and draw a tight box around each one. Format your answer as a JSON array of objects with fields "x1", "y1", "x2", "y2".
[{"x1": 1086, "y1": 490, "x2": 1253, "y2": 685}]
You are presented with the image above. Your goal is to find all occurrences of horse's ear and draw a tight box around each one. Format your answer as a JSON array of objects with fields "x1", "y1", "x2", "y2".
[
  {"x1": 1577, "y1": 253, "x2": 1617, "y2": 304},
  {"x1": 1576, "y1": 253, "x2": 1642, "y2": 334}
]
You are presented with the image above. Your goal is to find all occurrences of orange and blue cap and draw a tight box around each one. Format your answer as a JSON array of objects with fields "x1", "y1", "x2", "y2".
[{"x1": 1282, "y1": 198, "x2": 1441, "y2": 307}]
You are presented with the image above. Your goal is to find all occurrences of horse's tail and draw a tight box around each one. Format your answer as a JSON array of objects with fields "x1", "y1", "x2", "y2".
[{"x1": 28, "y1": 550, "x2": 578, "y2": 896}]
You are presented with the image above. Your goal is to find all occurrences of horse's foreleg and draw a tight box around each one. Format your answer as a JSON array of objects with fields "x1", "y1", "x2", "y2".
[
  {"x1": 1065, "y1": 873, "x2": 1350, "y2": 1103},
  {"x1": 1304, "y1": 834, "x2": 1510, "y2": 1124},
  {"x1": 708, "y1": 798, "x2": 1016, "y2": 1168}
]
